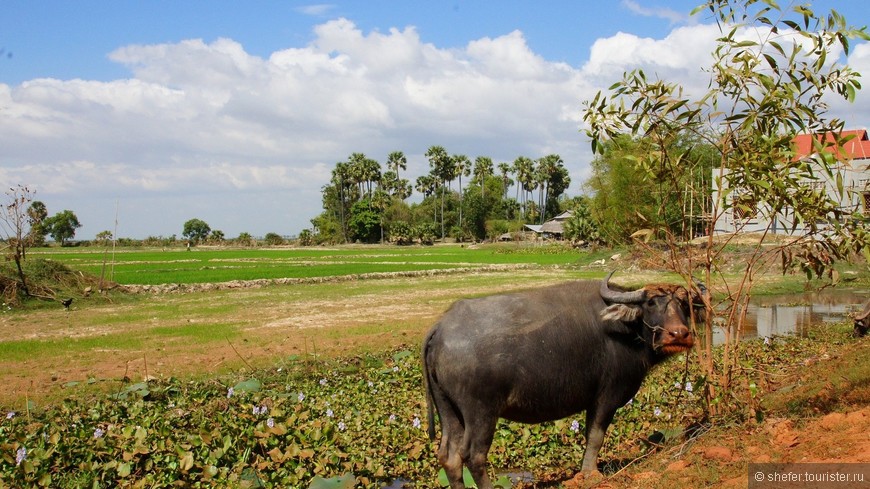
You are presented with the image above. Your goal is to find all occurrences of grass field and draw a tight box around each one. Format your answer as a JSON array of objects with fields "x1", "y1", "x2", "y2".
[{"x1": 30, "y1": 243, "x2": 592, "y2": 285}]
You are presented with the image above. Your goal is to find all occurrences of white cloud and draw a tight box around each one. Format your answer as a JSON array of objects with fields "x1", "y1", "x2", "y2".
[
  {"x1": 1, "y1": 17, "x2": 868, "y2": 239},
  {"x1": 621, "y1": 0, "x2": 689, "y2": 25},
  {"x1": 295, "y1": 4, "x2": 336, "y2": 17}
]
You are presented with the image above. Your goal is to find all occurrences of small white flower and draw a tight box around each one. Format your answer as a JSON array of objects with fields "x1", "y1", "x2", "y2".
[
  {"x1": 570, "y1": 420, "x2": 580, "y2": 433},
  {"x1": 388, "y1": 414, "x2": 396, "y2": 423},
  {"x1": 685, "y1": 382, "x2": 694, "y2": 393},
  {"x1": 266, "y1": 418, "x2": 275, "y2": 428},
  {"x1": 412, "y1": 417, "x2": 421, "y2": 429},
  {"x1": 654, "y1": 407, "x2": 663, "y2": 417},
  {"x1": 326, "y1": 408, "x2": 334, "y2": 418},
  {"x1": 226, "y1": 387, "x2": 234, "y2": 398},
  {"x1": 15, "y1": 447, "x2": 26, "y2": 466},
  {"x1": 367, "y1": 381, "x2": 374, "y2": 388},
  {"x1": 94, "y1": 427, "x2": 105, "y2": 439},
  {"x1": 6, "y1": 411, "x2": 15, "y2": 419},
  {"x1": 319, "y1": 378, "x2": 328, "y2": 386},
  {"x1": 393, "y1": 366, "x2": 400, "y2": 372},
  {"x1": 297, "y1": 392, "x2": 305, "y2": 402},
  {"x1": 764, "y1": 336, "x2": 771, "y2": 346},
  {"x1": 338, "y1": 421, "x2": 346, "y2": 431}
]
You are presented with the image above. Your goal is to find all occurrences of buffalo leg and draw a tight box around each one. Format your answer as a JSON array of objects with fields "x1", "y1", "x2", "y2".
[
  {"x1": 431, "y1": 392, "x2": 466, "y2": 488},
  {"x1": 462, "y1": 413, "x2": 498, "y2": 489},
  {"x1": 581, "y1": 406, "x2": 617, "y2": 473},
  {"x1": 439, "y1": 418, "x2": 466, "y2": 488}
]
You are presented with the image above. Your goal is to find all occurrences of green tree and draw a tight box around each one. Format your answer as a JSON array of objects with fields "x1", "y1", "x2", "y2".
[
  {"x1": 182, "y1": 218, "x2": 211, "y2": 245},
  {"x1": 235, "y1": 232, "x2": 255, "y2": 247},
  {"x1": 562, "y1": 197, "x2": 601, "y2": 245},
  {"x1": 386, "y1": 151, "x2": 408, "y2": 192},
  {"x1": 535, "y1": 154, "x2": 571, "y2": 223},
  {"x1": 297, "y1": 229, "x2": 314, "y2": 246},
  {"x1": 26, "y1": 200, "x2": 48, "y2": 247},
  {"x1": 452, "y1": 154, "x2": 471, "y2": 229},
  {"x1": 263, "y1": 232, "x2": 284, "y2": 246},
  {"x1": 45, "y1": 210, "x2": 81, "y2": 246},
  {"x1": 512, "y1": 156, "x2": 535, "y2": 220},
  {"x1": 425, "y1": 145, "x2": 453, "y2": 239},
  {"x1": 347, "y1": 199, "x2": 381, "y2": 243},
  {"x1": 209, "y1": 230, "x2": 225, "y2": 244},
  {"x1": 584, "y1": 0, "x2": 869, "y2": 415}
]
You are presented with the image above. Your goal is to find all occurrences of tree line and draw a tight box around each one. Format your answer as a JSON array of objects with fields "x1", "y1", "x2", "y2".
[
  {"x1": 305, "y1": 138, "x2": 718, "y2": 246},
  {"x1": 308, "y1": 146, "x2": 575, "y2": 244}
]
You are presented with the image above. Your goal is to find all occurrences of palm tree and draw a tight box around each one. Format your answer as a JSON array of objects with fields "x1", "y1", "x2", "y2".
[
  {"x1": 513, "y1": 156, "x2": 535, "y2": 220},
  {"x1": 452, "y1": 154, "x2": 471, "y2": 228},
  {"x1": 536, "y1": 154, "x2": 570, "y2": 223},
  {"x1": 415, "y1": 174, "x2": 438, "y2": 222},
  {"x1": 498, "y1": 162, "x2": 513, "y2": 201},
  {"x1": 331, "y1": 161, "x2": 353, "y2": 242},
  {"x1": 387, "y1": 151, "x2": 407, "y2": 188},
  {"x1": 473, "y1": 156, "x2": 494, "y2": 199},
  {"x1": 425, "y1": 145, "x2": 453, "y2": 239}
]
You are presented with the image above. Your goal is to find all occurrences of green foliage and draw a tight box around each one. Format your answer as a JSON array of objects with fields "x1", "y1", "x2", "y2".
[
  {"x1": 43, "y1": 210, "x2": 82, "y2": 247},
  {"x1": 562, "y1": 198, "x2": 602, "y2": 245},
  {"x1": 582, "y1": 135, "x2": 714, "y2": 244},
  {"x1": 263, "y1": 233, "x2": 284, "y2": 246},
  {"x1": 347, "y1": 200, "x2": 382, "y2": 244},
  {"x1": 298, "y1": 229, "x2": 314, "y2": 246},
  {"x1": 182, "y1": 218, "x2": 211, "y2": 245},
  {"x1": 387, "y1": 221, "x2": 413, "y2": 245}
]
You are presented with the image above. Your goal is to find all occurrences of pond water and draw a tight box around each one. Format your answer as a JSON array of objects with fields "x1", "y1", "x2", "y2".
[{"x1": 710, "y1": 288, "x2": 870, "y2": 344}]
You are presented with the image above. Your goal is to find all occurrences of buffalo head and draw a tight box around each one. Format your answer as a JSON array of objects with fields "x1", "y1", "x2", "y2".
[{"x1": 599, "y1": 271, "x2": 696, "y2": 355}]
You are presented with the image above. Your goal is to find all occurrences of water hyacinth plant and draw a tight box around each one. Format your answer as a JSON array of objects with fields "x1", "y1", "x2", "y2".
[{"x1": 0, "y1": 327, "x2": 845, "y2": 488}]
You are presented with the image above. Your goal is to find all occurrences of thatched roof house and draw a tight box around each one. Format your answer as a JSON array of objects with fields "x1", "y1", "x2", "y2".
[{"x1": 525, "y1": 211, "x2": 573, "y2": 238}]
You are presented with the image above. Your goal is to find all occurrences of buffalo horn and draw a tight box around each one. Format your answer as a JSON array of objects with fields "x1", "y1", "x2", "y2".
[{"x1": 599, "y1": 271, "x2": 646, "y2": 304}]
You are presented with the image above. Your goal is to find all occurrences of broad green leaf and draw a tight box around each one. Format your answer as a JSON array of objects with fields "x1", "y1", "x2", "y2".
[
  {"x1": 233, "y1": 378, "x2": 262, "y2": 393},
  {"x1": 308, "y1": 473, "x2": 357, "y2": 489},
  {"x1": 392, "y1": 350, "x2": 413, "y2": 363},
  {"x1": 438, "y1": 467, "x2": 477, "y2": 488}
]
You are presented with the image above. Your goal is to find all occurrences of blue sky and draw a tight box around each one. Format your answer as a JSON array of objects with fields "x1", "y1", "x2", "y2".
[
  {"x1": 2, "y1": 1, "x2": 707, "y2": 83},
  {"x1": 1, "y1": 1, "x2": 868, "y2": 240}
]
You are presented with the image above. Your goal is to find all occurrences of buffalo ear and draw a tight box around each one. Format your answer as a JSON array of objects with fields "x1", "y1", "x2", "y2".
[{"x1": 601, "y1": 304, "x2": 642, "y2": 323}]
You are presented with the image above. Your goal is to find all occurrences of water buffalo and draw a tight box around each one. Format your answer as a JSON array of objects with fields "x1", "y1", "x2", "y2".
[
  {"x1": 422, "y1": 272, "x2": 699, "y2": 489},
  {"x1": 854, "y1": 300, "x2": 870, "y2": 337}
]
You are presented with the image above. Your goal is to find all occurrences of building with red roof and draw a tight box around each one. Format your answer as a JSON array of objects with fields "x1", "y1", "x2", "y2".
[{"x1": 713, "y1": 129, "x2": 870, "y2": 235}]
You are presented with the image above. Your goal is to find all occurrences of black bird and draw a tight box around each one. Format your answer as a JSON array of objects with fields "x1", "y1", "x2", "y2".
[{"x1": 61, "y1": 298, "x2": 73, "y2": 309}]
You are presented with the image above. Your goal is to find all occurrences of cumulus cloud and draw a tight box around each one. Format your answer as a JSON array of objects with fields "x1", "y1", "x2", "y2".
[{"x1": 0, "y1": 16, "x2": 867, "y2": 239}]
